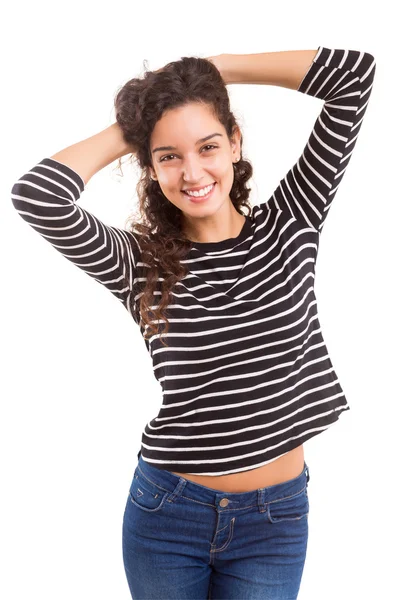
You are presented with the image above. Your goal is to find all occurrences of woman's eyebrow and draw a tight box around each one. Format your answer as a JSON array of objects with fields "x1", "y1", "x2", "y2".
[{"x1": 152, "y1": 132, "x2": 223, "y2": 154}]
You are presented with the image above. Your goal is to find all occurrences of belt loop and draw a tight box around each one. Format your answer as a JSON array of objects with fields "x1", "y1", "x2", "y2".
[
  {"x1": 167, "y1": 477, "x2": 187, "y2": 504},
  {"x1": 305, "y1": 463, "x2": 310, "y2": 483},
  {"x1": 258, "y1": 487, "x2": 267, "y2": 513}
]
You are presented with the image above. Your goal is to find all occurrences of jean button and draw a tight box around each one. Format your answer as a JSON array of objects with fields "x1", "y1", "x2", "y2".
[{"x1": 219, "y1": 498, "x2": 229, "y2": 507}]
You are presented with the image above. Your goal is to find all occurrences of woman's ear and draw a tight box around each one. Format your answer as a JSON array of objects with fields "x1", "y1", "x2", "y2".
[{"x1": 231, "y1": 126, "x2": 242, "y2": 159}]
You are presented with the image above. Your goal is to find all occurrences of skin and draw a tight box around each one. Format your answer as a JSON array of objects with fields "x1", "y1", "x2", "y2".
[
  {"x1": 170, "y1": 446, "x2": 305, "y2": 493},
  {"x1": 148, "y1": 101, "x2": 305, "y2": 492},
  {"x1": 149, "y1": 102, "x2": 246, "y2": 243}
]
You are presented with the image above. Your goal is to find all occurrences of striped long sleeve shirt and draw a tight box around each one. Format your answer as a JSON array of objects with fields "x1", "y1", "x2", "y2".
[{"x1": 11, "y1": 46, "x2": 376, "y2": 475}]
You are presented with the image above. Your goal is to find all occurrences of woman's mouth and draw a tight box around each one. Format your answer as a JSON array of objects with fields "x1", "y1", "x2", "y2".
[{"x1": 182, "y1": 182, "x2": 216, "y2": 203}]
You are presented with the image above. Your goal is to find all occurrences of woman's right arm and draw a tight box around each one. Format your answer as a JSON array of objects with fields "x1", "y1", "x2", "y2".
[
  {"x1": 10, "y1": 123, "x2": 142, "y2": 320},
  {"x1": 49, "y1": 122, "x2": 132, "y2": 186}
]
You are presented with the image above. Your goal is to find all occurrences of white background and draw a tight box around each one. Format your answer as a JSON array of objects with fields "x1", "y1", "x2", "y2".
[{"x1": 2, "y1": 0, "x2": 398, "y2": 598}]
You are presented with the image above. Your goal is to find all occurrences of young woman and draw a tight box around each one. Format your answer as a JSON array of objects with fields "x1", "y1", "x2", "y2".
[{"x1": 11, "y1": 46, "x2": 376, "y2": 599}]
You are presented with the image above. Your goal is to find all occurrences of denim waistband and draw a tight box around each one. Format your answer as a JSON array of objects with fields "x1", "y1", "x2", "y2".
[{"x1": 134, "y1": 450, "x2": 310, "y2": 510}]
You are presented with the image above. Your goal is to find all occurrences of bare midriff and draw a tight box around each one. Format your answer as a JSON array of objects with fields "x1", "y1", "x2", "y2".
[{"x1": 170, "y1": 445, "x2": 305, "y2": 493}]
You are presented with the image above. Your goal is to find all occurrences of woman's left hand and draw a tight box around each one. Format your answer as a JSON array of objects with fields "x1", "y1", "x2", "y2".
[{"x1": 205, "y1": 54, "x2": 228, "y2": 83}]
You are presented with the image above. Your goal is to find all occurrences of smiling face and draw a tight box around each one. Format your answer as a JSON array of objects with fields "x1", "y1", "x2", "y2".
[{"x1": 149, "y1": 102, "x2": 241, "y2": 231}]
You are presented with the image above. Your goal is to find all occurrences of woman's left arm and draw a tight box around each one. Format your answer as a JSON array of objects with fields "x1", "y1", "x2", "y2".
[
  {"x1": 207, "y1": 49, "x2": 318, "y2": 90},
  {"x1": 209, "y1": 47, "x2": 377, "y2": 234}
]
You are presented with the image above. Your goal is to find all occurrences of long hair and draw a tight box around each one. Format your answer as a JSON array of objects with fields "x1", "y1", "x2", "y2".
[{"x1": 114, "y1": 56, "x2": 253, "y2": 346}]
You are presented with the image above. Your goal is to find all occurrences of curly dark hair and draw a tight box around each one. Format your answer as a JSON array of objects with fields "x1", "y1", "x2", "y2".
[{"x1": 113, "y1": 56, "x2": 253, "y2": 346}]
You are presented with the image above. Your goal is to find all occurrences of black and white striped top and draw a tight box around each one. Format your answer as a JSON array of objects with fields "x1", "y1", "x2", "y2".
[{"x1": 11, "y1": 46, "x2": 376, "y2": 475}]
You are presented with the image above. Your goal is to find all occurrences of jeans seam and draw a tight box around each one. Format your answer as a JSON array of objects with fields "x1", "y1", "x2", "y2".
[{"x1": 134, "y1": 465, "x2": 308, "y2": 509}]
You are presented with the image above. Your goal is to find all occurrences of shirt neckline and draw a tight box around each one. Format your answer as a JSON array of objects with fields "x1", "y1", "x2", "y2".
[{"x1": 190, "y1": 214, "x2": 253, "y2": 253}]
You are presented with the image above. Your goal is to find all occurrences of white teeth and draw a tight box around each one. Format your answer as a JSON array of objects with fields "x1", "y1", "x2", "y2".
[{"x1": 184, "y1": 183, "x2": 214, "y2": 197}]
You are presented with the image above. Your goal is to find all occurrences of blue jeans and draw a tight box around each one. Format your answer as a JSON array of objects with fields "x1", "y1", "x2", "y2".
[{"x1": 122, "y1": 451, "x2": 310, "y2": 599}]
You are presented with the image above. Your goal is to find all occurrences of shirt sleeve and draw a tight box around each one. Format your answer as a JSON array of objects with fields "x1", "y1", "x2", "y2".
[
  {"x1": 272, "y1": 46, "x2": 376, "y2": 233},
  {"x1": 11, "y1": 157, "x2": 142, "y2": 322}
]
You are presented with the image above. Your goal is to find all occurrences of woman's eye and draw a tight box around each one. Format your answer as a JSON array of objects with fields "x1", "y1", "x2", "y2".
[{"x1": 160, "y1": 145, "x2": 217, "y2": 163}]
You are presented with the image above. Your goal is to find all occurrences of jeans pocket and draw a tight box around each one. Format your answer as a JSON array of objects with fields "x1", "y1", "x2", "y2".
[
  {"x1": 128, "y1": 467, "x2": 170, "y2": 513},
  {"x1": 267, "y1": 487, "x2": 309, "y2": 524}
]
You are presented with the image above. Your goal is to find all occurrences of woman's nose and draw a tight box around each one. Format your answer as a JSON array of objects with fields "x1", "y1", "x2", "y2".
[{"x1": 182, "y1": 157, "x2": 205, "y2": 182}]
